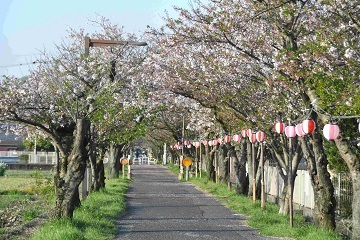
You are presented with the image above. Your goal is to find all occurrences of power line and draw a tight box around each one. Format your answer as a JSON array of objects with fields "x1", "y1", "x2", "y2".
[{"x1": 0, "y1": 60, "x2": 50, "y2": 68}]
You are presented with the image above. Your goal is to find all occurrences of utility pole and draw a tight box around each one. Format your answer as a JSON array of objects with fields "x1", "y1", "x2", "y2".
[{"x1": 80, "y1": 36, "x2": 147, "y2": 199}]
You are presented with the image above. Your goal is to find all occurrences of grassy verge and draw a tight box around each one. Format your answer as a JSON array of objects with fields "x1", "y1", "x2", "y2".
[
  {"x1": 167, "y1": 164, "x2": 342, "y2": 240},
  {"x1": 0, "y1": 169, "x2": 55, "y2": 239},
  {"x1": 30, "y1": 177, "x2": 129, "y2": 240}
]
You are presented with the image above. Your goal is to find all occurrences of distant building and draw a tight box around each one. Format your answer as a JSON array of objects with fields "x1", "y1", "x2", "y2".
[{"x1": 0, "y1": 124, "x2": 23, "y2": 151}]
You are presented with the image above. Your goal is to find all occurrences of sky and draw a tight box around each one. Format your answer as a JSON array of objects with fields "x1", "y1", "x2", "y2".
[{"x1": 0, "y1": 0, "x2": 192, "y2": 77}]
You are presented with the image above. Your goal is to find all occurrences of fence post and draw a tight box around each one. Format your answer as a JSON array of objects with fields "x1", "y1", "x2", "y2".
[{"x1": 338, "y1": 173, "x2": 341, "y2": 215}]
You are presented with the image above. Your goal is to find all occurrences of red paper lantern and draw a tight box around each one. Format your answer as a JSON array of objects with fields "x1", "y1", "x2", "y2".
[
  {"x1": 186, "y1": 144, "x2": 192, "y2": 148},
  {"x1": 203, "y1": 140, "x2": 208, "y2": 146},
  {"x1": 274, "y1": 122, "x2": 286, "y2": 133},
  {"x1": 224, "y1": 135, "x2": 231, "y2": 143},
  {"x1": 302, "y1": 119, "x2": 316, "y2": 134},
  {"x1": 184, "y1": 140, "x2": 190, "y2": 146},
  {"x1": 193, "y1": 142, "x2": 200, "y2": 148},
  {"x1": 208, "y1": 141, "x2": 213, "y2": 146},
  {"x1": 285, "y1": 126, "x2": 296, "y2": 138},
  {"x1": 233, "y1": 134, "x2": 241, "y2": 142},
  {"x1": 218, "y1": 138, "x2": 223, "y2": 145},
  {"x1": 249, "y1": 132, "x2": 257, "y2": 143},
  {"x1": 212, "y1": 139, "x2": 218, "y2": 146},
  {"x1": 295, "y1": 124, "x2": 306, "y2": 137},
  {"x1": 256, "y1": 131, "x2": 266, "y2": 142},
  {"x1": 241, "y1": 129, "x2": 247, "y2": 138},
  {"x1": 323, "y1": 123, "x2": 340, "y2": 140}
]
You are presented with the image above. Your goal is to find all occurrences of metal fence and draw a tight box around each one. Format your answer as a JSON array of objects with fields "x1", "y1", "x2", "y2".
[
  {"x1": 0, "y1": 150, "x2": 56, "y2": 164},
  {"x1": 332, "y1": 173, "x2": 353, "y2": 217}
]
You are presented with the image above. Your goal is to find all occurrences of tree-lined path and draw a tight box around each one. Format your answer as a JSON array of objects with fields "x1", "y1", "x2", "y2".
[{"x1": 115, "y1": 165, "x2": 279, "y2": 240}]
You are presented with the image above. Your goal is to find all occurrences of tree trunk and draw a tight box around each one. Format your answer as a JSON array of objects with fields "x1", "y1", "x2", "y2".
[
  {"x1": 108, "y1": 142, "x2": 124, "y2": 179},
  {"x1": 278, "y1": 176, "x2": 290, "y2": 214},
  {"x1": 335, "y1": 137, "x2": 360, "y2": 239},
  {"x1": 300, "y1": 131, "x2": 336, "y2": 230},
  {"x1": 55, "y1": 118, "x2": 89, "y2": 219},
  {"x1": 234, "y1": 139, "x2": 248, "y2": 195},
  {"x1": 247, "y1": 141, "x2": 254, "y2": 198},
  {"x1": 217, "y1": 145, "x2": 228, "y2": 183},
  {"x1": 90, "y1": 146, "x2": 106, "y2": 192},
  {"x1": 302, "y1": 88, "x2": 337, "y2": 230},
  {"x1": 270, "y1": 136, "x2": 302, "y2": 215},
  {"x1": 206, "y1": 145, "x2": 216, "y2": 182}
]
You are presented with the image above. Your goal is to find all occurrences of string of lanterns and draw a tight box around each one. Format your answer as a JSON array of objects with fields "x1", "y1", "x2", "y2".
[{"x1": 170, "y1": 119, "x2": 360, "y2": 150}]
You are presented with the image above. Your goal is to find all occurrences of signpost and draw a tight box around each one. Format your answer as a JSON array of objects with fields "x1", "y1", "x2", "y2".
[
  {"x1": 183, "y1": 157, "x2": 192, "y2": 181},
  {"x1": 121, "y1": 158, "x2": 128, "y2": 179}
]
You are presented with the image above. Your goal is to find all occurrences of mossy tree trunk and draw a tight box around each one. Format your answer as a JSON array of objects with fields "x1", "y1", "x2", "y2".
[
  {"x1": 234, "y1": 139, "x2": 248, "y2": 195},
  {"x1": 54, "y1": 117, "x2": 89, "y2": 219},
  {"x1": 107, "y1": 142, "x2": 125, "y2": 179}
]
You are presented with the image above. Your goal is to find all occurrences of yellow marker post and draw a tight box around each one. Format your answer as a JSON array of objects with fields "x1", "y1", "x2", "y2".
[
  {"x1": 121, "y1": 158, "x2": 128, "y2": 179},
  {"x1": 183, "y1": 157, "x2": 192, "y2": 181}
]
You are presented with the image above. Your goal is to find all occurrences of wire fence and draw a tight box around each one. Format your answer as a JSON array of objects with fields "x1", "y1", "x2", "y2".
[{"x1": 332, "y1": 173, "x2": 353, "y2": 218}]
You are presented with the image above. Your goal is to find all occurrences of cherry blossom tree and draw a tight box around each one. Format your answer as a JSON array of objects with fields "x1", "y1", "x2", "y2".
[
  {"x1": 142, "y1": 0, "x2": 359, "y2": 231},
  {"x1": 0, "y1": 16, "x2": 148, "y2": 218}
]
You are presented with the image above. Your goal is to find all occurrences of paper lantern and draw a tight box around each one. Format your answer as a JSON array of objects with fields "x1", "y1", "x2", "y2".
[
  {"x1": 208, "y1": 141, "x2": 213, "y2": 146},
  {"x1": 194, "y1": 142, "x2": 200, "y2": 148},
  {"x1": 302, "y1": 119, "x2": 316, "y2": 134},
  {"x1": 218, "y1": 138, "x2": 223, "y2": 145},
  {"x1": 203, "y1": 140, "x2": 208, "y2": 146},
  {"x1": 323, "y1": 123, "x2": 340, "y2": 140},
  {"x1": 249, "y1": 132, "x2": 257, "y2": 143},
  {"x1": 233, "y1": 134, "x2": 241, "y2": 142},
  {"x1": 241, "y1": 129, "x2": 247, "y2": 138},
  {"x1": 295, "y1": 124, "x2": 306, "y2": 137},
  {"x1": 285, "y1": 126, "x2": 296, "y2": 138},
  {"x1": 224, "y1": 135, "x2": 231, "y2": 143},
  {"x1": 247, "y1": 129, "x2": 252, "y2": 137},
  {"x1": 256, "y1": 131, "x2": 266, "y2": 142},
  {"x1": 186, "y1": 144, "x2": 192, "y2": 148},
  {"x1": 184, "y1": 140, "x2": 190, "y2": 146},
  {"x1": 274, "y1": 122, "x2": 286, "y2": 133},
  {"x1": 212, "y1": 139, "x2": 218, "y2": 146}
]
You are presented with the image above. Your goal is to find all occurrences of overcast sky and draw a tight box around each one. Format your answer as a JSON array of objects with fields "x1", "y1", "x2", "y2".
[{"x1": 0, "y1": 0, "x2": 193, "y2": 77}]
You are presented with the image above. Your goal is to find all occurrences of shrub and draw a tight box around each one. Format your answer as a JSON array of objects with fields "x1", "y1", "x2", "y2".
[
  {"x1": 18, "y1": 154, "x2": 29, "y2": 163},
  {"x1": 0, "y1": 161, "x2": 7, "y2": 176}
]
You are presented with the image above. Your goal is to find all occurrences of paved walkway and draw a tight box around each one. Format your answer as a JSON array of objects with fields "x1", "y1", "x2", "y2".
[{"x1": 115, "y1": 165, "x2": 279, "y2": 240}]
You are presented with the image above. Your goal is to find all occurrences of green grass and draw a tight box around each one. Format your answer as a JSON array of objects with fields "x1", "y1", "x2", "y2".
[
  {"x1": 0, "y1": 169, "x2": 56, "y2": 239},
  {"x1": 168, "y1": 164, "x2": 342, "y2": 240},
  {"x1": 30, "y1": 178, "x2": 129, "y2": 240},
  {"x1": 3, "y1": 169, "x2": 53, "y2": 178},
  {"x1": 0, "y1": 169, "x2": 53, "y2": 194}
]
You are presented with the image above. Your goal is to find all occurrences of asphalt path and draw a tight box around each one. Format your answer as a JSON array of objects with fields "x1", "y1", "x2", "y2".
[{"x1": 114, "y1": 164, "x2": 280, "y2": 240}]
